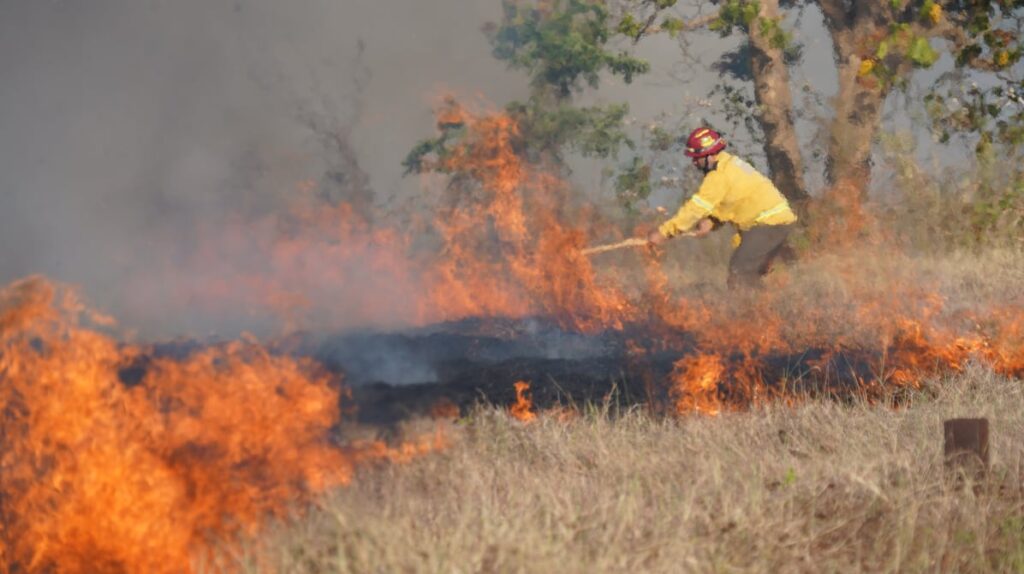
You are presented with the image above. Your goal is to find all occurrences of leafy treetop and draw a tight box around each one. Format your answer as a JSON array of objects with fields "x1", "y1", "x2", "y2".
[
  {"x1": 406, "y1": 0, "x2": 652, "y2": 176},
  {"x1": 486, "y1": 0, "x2": 650, "y2": 101}
]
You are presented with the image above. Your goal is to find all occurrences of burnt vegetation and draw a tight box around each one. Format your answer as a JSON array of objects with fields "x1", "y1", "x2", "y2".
[{"x1": 2, "y1": 1, "x2": 1024, "y2": 572}]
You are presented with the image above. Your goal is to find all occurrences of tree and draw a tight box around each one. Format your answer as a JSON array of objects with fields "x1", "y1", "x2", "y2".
[
  {"x1": 404, "y1": 0, "x2": 649, "y2": 175},
  {"x1": 629, "y1": 0, "x2": 1023, "y2": 236},
  {"x1": 298, "y1": 39, "x2": 375, "y2": 219},
  {"x1": 406, "y1": 0, "x2": 1023, "y2": 242},
  {"x1": 816, "y1": 0, "x2": 1023, "y2": 237},
  {"x1": 614, "y1": 0, "x2": 810, "y2": 208},
  {"x1": 746, "y1": 0, "x2": 809, "y2": 206}
]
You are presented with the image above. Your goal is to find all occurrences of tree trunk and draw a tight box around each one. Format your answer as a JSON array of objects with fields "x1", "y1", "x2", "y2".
[
  {"x1": 815, "y1": 0, "x2": 891, "y2": 241},
  {"x1": 819, "y1": 1, "x2": 889, "y2": 201},
  {"x1": 827, "y1": 49, "x2": 886, "y2": 204},
  {"x1": 747, "y1": 0, "x2": 810, "y2": 209}
]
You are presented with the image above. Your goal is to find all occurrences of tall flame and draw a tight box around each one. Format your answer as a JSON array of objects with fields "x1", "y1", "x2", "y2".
[
  {"x1": 419, "y1": 100, "x2": 635, "y2": 331},
  {"x1": 124, "y1": 102, "x2": 636, "y2": 336},
  {"x1": 0, "y1": 277, "x2": 442, "y2": 572}
]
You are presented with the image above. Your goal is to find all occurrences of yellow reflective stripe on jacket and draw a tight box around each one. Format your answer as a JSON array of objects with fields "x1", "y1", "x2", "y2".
[
  {"x1": 691, "y1": 195, "x2": 714, "y2": 212},
  {"x1": 658, "y1": 152, "x2": 797, "y2": 236},
  {"x1": 754, "y1": 202, "x2": 791, "y2": 222}
]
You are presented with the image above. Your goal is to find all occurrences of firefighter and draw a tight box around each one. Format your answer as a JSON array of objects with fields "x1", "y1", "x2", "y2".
[{"x1": 647, "y1": 127, "x2": 798, "y2": 289}]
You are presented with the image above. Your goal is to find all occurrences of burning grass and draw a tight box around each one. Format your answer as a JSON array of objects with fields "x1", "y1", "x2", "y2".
[
  {"x1": 0, "y1": 277, "x2": 445, "y2": 573},
  {"x1": 1, "y1": 99, "x2": 1020, "y2": 570},
  {"x1": 234, "y1": 366, "x2": 1024, "y2": 573},
  {"x1": 131, "y1": 101, "x2": 1021, "y2": 420},
  {"x1": 221, "y1": 245, "x2": 1023, "y2": 571},
  {"x1": 645, "y1": 241, "x2": 1024, "y2": 408},
  {"x1": 341, "y1": 246, "x2": 1024, "y2": 423},
  {"x1": 3, "y1": 245, "x2": 1016, "y2": 571},
  {"x1": 107, "y1": 102, "x2": 1022, "y2": 420}
]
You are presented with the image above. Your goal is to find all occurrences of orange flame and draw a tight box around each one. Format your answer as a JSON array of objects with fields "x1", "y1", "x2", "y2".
[
  {"x1": 430, "y1": 397, "x2": 461, "y2": 420},
  {"x1": 0, "y1": 277, "x2": 441, "y2": 572},
  {"x1": 510, "y1": 381, "x2": 537, "y2": 422},
  {"x1": 125, "y1": 102, "x2": 636, "y2": 337},
  {"x1": 671, "y1": 354, "x2": 726, "y2": 416},
  {"x1": 85, "y1": 98, "x2": 1024, "y2": 425},
  {"x1": 660, "y1": 264, "x2": 1024, "y2": 416},
  {"x1": 418, "y1": 100, "x2": 636, "y2": 331}
]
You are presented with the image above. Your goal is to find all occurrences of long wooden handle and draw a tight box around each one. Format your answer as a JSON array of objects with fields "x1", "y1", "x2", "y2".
[
  {"x1": 582, "y1": 233, "x2": 696, "y2": 256},
  {"x1": 580, "y1": 238, "x2": 649, "y2": 256}
]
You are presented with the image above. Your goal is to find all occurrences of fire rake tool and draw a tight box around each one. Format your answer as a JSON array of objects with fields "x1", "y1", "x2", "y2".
[
  {"x1": 581, "y1": 238, "x2": 648, "y2": 256},
  {"x1": 581, "y1": 232, "x2": 697, "y2": 256}
]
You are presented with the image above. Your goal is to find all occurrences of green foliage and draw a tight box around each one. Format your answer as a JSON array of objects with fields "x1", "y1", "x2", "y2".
[
  {"x1": 402, "y1": 118, "x2": 466, "y2": 175},
  {"x1": 856, "y1": 1, "x2": 1023, "y2": 92},
  {"x1": 757, "y1": 16, "x2": 795, "y2": 52},
  {"x1": 708, "y1": 83, "x2": 763, "y2": 146},
  {"x1": 616, "y1": 13, "x2": 642, "y2": 38},
  {"x1": 861, "y1": 24, "x2": 940, "y2": 88},
  {"x1": 488, "y1": 0, "x2": 650, "y2": 99},
  {"x1": 968, "y1": 183, "x2": 1024, "y2": 244},
  {"x1": 506, "y1": 98, "x2": 633, "y2": 161},
  {"x1": 616, "y1": 0, "x2": 687, "y2": 40},
  {"x1": 401, "y1": 139, "x2": 440, "y2": 175},
  {"x1": 907, "y1": 36, "x2": 939, "y2": 66},
  {"x1": 406, "y1": 0, "x2": 651, "y2": 180},
  {"x1": 968, "y1": 144, "x2": 1024, "y2": 243},
  {"x1": 876, "y1": 40, "x2": 889, "y2": 61},
  {"x1": 614, "y1": 157, "x2": 652, "y2": 212},
  {"x1": 997, "y1": 516, "x2": 1024, "y2": 572},
  {"x1": 857, "y1": 0, "x2": 1024, "y2": 249},
  {"x1": 878, "y1": 130, "x2": 1024, "y2": 250},
  {"x1": 933, "y1": 0, "x2": 1024, "y2": 69},
  {"x1": 607, "y1": 112, "x2": 708, "y2": 213},
  {"x1": 402, "y1": 98, "x2": 633, "y2": 176},
  {"x1": 705, "y1": 3, "x2": 802, "y2": 74},
  {"x1": 709, "y1": 0, "x2": 760, "y2": 35},
  {"x1": 918, "y1": 0, "x2": 939, "y2": 23},
  {"x1": 647, "y1": 125, "x2": 676, "y2": 152},
  {"x1": 660, "y1": 17, "x2": 686, "y2": 37},
  {"x1": 923, "y1": 81, "x2": 1024, "y2": 149}
]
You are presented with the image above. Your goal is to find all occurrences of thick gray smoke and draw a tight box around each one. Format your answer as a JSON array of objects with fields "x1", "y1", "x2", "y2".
[
  {"x1": 0, "y1": 0, "x2": 847, "y2": 341},
  {"x1": 0, "y1": 0, "x2": 526, "y2": 338}
]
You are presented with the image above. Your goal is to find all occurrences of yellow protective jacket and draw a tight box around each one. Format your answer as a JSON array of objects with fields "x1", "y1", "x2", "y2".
[{"x1": 659, "y1": 152, "x2": 797, "y2": 238}]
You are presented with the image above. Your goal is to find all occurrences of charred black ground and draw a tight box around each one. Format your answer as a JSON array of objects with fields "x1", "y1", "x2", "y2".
[
  {"x1": 122, "y1": 317, "x2": 934, "y2": 427},
  {"x1": 312, "y1": 318, "x2": 898, "y2": 425}
]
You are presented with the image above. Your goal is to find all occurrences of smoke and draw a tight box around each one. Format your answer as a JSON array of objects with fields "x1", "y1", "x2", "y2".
[
  {"x1": 0, "y1": 0, "x2": 525, "y2": 338},
  {"x1": 0, "y1": 0, "x2": 811, "y2": 342}
]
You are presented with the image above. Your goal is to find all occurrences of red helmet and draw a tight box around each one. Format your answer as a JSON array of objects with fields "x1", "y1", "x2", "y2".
[{"x1": 684, "y1": 127, "x2": 726, "y2": 158}]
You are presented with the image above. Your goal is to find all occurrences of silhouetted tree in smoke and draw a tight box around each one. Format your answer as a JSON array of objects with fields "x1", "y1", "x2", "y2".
[{"x1": 299, "y1": 39, "x2": 374, "y2": 220}]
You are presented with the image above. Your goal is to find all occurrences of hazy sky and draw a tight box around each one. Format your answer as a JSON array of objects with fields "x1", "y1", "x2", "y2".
[
  {"x1": 0, "y1": 0, "x2": 848, "y2": 337},
  {"x1": 0, "y1": 0, "x2": 525, "y2": 331}
]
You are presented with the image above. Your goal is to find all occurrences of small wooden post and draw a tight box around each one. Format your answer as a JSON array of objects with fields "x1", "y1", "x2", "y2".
[{"x1": 944, "y1": 418, "x2": 989, "y2": 477}]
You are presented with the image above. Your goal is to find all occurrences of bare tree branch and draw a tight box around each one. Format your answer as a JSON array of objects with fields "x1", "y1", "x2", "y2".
[
  {"x1": 630, "y1": 5, "x2": 721, "y2": 44},
  {"x1": 680, "y1": 11, "x2": 721, "y2": 31},
  {"x1": 632, "y1": 10, "x2": 660, "y2": 43}
]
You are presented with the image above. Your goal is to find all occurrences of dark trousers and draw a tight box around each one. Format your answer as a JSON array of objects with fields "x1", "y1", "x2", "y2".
[{"x1": 728, "y1": 224, "x2": 796, "y2": 289}]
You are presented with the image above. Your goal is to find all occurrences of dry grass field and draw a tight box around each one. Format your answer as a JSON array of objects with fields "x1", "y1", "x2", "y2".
[
  {"x1": 212, "y1": 247, "x2": 1024, "y2": 574},
  {"x1": 230, "y1": 367, "x2": 1024, "y2": 573}
]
